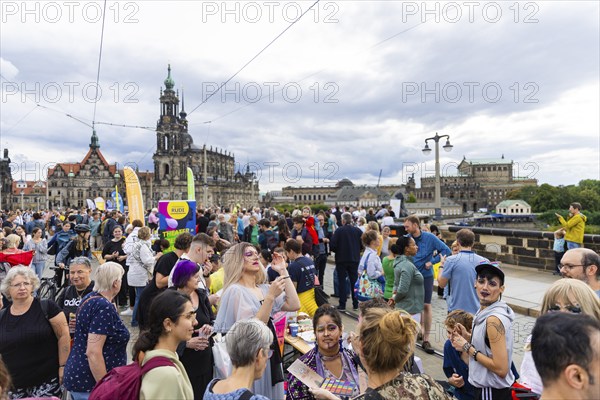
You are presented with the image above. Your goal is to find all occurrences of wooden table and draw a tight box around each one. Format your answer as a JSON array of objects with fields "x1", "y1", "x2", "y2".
[{"x1": 284, "y1": 333, "x2": 314, "y2": 355}]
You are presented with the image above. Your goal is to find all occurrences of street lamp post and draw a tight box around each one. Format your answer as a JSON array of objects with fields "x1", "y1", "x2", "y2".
[{"x1": 422, "y1": 132, "x2": 453, "y2": 220}]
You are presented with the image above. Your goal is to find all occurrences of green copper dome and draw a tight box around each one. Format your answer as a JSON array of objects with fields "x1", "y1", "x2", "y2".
[{"x1": 164, "y1": 64, "x2": 175, "y2": 90}]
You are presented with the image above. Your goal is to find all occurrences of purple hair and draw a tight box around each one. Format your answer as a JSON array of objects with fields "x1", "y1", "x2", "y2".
[{"x1": 171, "y1": 259, "x2": 200, "y2": 288}]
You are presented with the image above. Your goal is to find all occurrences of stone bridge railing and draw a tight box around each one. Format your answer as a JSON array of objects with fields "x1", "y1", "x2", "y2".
[{"x1": 443, "y1": 226, "x2": 600, "y2": 271}]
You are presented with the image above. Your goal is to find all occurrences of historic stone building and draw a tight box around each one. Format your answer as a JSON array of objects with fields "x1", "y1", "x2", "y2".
[
  {"x1": 47, "y1": 131, "x2": 120, "y2": 209},
  {"x1": 144, "y1": 65, "x2": 257, "y2": 207},
  {"x1": 0, "y1": 149, "x2": 14, "y2": 210},
  {"x1": 45, "y1": 66, "x2": 258, "y2": 211},
  {"x1": 11, "y1": 180, "x2": 47, "y2": 210},
  {"x1": 416, "y1": 156, "x2": 538, "y2": 213},
  {"x1": 281, "y1": 178, "x2": 410, "y2": 207}
]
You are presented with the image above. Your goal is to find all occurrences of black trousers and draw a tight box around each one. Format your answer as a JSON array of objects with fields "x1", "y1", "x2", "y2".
[
  {"x1": 315, "y1": 253, "x2": 327, "y2": 287},
  {"x1": 335, "y1": 261, "x2": 358, "y2": 309}
]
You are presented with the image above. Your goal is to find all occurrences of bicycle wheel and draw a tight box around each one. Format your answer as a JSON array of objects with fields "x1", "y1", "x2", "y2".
[{"x1": 38, "y1": 279, "x2": 56, "y2": 300}]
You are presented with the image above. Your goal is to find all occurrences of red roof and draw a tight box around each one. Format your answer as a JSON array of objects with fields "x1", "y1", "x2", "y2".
[
  {"x1": 47, "y1": 148, "x2": 117, "y2": 177},
  {"x1": 12, "y1": 181, "x2": 46, "y2": 195}
]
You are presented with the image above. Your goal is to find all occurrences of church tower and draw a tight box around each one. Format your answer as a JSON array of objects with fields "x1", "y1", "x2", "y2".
[{"x1": 153, "y1": 65, "x2": 189, "y2": 194}]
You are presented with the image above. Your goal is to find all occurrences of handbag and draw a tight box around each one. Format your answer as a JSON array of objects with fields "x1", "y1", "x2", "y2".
[
  {"x1": 212, "y1": 333, "x2": 232, "y2": 379},
  {"x1": 355, "y1": 253, "x2": 384, "y2": 301},
  {"x1": 314, "y1": 285, "x2": 330, "y2": 307}
]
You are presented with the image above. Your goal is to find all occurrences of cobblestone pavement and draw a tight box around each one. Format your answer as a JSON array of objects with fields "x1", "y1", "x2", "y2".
[{"x1": 320, "y1": 261, "x2": 536, "y2": 382}]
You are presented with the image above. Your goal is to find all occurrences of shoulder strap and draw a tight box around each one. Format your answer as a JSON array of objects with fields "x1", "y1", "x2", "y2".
[
  {"x1": 238, "y1": 389, "x2": 254, "y2": 400},
  {"x1": 40, "y1": 298, "x2": 50, "y2": 320},
  {"x1": 140, "y1": 355, "x2": 175, "y2": 375}
]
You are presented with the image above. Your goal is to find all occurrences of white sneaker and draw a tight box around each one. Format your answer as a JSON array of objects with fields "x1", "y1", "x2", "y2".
[{"x1": 120, "y1": 308, "x2": 133, "y2": 316}]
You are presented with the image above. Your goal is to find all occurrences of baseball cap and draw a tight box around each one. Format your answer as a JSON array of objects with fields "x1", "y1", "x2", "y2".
[{"x1": 475, "y1": 261, "x2": 505, "y2": 285}]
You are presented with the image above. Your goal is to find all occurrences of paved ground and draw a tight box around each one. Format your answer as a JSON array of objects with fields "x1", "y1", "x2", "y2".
[
  {"x1": 319, "y1": 259, "x2": 549, "y2": 382},
  {"x1": 47, "y1": 252, "x2": 555, "y2": 383}
]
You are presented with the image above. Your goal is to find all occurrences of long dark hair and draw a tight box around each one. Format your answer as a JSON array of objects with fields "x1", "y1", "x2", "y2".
[
  {"x1": 133, "y1": 290, "x2": 191, "y2": 360},
  {"x1": 277, "y1": 218, "x2": 290, "y2": 237}
]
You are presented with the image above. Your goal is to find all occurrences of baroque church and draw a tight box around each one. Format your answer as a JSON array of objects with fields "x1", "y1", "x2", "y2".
[{"x1": 44, "y1": 66, "x2": 258, "y2": 210}]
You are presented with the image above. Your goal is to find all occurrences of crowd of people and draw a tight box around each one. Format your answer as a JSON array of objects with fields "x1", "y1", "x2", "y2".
[{"x1": 0, "y1": 203, "x2": 598, "y2": 400}]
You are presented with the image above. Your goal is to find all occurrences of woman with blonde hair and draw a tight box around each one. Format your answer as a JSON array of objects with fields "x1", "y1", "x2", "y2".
[
  {"x1": 519, "y1": 278, "x2": 600, "y2": 396},
  {"x1": 365, "y1": 221, "x2": 383, "y2": 256},
  {"x1": 350, "y1": 308, "x2": 450, "y2": 399},
  {"x1": 214, "y1": 242, "x2": 300, "y2": 398}
]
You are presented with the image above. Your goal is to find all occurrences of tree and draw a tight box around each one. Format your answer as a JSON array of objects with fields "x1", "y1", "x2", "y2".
[{"x1": 406, "y1": 193, "x2": 417, "y2": 203}]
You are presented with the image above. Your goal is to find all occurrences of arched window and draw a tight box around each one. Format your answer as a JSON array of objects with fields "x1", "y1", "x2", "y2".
[{"x1": 164, "y1": 163, "x2": 170, "y2": 177}]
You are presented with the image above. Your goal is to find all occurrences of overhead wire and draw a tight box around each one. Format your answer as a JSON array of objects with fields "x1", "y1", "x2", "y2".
[
  {"x1": 187, "y1": 0, "x2": 322, "y2": 116},
  {"x1": 91, "y1": 0, "x2": 108, "y2": 130}
]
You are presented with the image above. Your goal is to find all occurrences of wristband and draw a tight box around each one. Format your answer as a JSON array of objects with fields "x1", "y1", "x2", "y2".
[
  {"x1": 462, "y1": 342, "x2": 472, "y2": 353},
  {"x1": 473, "y1": 350, "x2": 480, "y2": 361},
  {"x1": 59, "y1": 365, "x2": 65, "y2": 368}
]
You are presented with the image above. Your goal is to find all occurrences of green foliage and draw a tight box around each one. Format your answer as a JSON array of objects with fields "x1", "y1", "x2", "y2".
[
  {"x1": 541, "y1": 209, "x2": 600, "y2": 234},
  {"x1": 406, "y1": 194, "x2": 417, "y2": 203},
  {"x1": 509, "y1": 180, "x2": 600, "y2": 212}
]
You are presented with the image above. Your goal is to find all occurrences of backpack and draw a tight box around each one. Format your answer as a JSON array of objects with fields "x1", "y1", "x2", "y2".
[{"x1": 89, "y1": 356, "x2": 174, "y2": 400}]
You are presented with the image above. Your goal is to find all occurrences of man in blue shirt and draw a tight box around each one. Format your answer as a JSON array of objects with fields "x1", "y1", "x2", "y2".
[
  {"x1": 404, "y1": 215, "x2": 451, "y2": 353},
  {"x1": 438, "y1": 229, "x2": 488, "y2": 315}
]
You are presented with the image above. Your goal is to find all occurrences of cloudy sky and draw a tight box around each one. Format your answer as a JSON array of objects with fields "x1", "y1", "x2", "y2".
[{"x1": 1, "y1": 0, "x2": 598, "y2": 193}]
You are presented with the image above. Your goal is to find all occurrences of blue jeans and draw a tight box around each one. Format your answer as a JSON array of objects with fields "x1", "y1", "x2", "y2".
[
  {"x1": 32, "y1": 261, "x2": 46, "y2": 279},
  {"x1": 333, "y1": 269, "x2": 351, "y2": 297},
  {"x1": 70, "y1": 391, "x2": 90, "y2": 400},
  {"x1": 131, "y1": 286, "x2": 145, "y2": 327},
  {"x1": 566, "y1": 241, "x2": 582, "y2": 250}
]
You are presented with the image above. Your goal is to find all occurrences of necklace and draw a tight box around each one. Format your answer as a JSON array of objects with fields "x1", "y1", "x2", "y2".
[
  {"x1": 320, "y1": 352, "x2": 341, "y2": 362},
  {"x1": 75, "y1": 287, "x2": 87, "y2": 299}
]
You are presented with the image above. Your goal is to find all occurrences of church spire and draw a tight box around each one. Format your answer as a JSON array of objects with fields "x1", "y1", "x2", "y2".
[
  {"x1": 180, "y1": 88, "x2": 187, "y2": 120},
  {"x1": 90, "y1": 129, "x2": 100, "y2": 149}
]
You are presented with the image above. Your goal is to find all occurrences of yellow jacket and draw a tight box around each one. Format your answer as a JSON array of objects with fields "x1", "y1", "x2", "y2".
[{"x1": 558, "y1": 213, "x2": 587, "y2": 244}]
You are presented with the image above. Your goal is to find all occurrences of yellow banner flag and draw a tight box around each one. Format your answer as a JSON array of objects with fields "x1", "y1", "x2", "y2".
[{"x1": 123, "y1": 166, "x2": 144, "y2": 225}]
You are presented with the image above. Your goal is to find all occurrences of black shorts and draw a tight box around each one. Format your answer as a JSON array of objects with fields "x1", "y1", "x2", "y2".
[{"x1": 474, "y1": 387, "x2": 512, "y2": 400}]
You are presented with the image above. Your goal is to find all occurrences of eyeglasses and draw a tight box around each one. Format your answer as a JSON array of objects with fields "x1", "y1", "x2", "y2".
[
  {"x1": 559, "y1": 263, "x2": 586, "y2": 271},
  {"x1": 263, "y1": 348, "x2": 274, "y2": 358},
  {"x1": 548, "y1": 304, "x2": 582, "y2": 314},
  {"x1": 11, "y1": 282, "x2": 32, "y2": 289}
]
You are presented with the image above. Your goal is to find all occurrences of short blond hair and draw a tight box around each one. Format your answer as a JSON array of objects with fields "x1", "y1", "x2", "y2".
[
  {"x1": 94, "y1": 262, "x2": 124, "y2": 292},
  {"x1": 5, "y1": 234, "x2": 21, "y2": 249},
  {"x1": 1, "y1": 266, "x2": 40, "y2": 300}
]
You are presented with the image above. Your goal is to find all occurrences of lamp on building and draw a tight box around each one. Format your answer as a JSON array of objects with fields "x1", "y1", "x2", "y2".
[{"x1": 422, "y1": 132, "x2": 453, "y2": 220}]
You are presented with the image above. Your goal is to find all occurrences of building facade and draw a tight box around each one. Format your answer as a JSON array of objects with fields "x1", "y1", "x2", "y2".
[
  {"x1": 47, "y1": 131, "x2": 120, "y2": 209},
  {"x1": 495, "y1": 199, "x2": 532, "y2": 215},
  {"x1": 11, "y1": 180, "x2": 47, "y2": 210},
  {"x1": 281, "y1": 178, "x2": 410, "y2": 206},
  {"x1": 416, "y1": 156, "x2": 537, "y2": 213},
  {"x1": 45, "y1": 65, "x2": 258, "y2": 211}
]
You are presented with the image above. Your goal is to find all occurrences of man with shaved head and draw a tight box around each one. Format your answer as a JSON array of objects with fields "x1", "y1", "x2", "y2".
[{"x1": 560, "y1": 248, "x2": 600, "y2": 297}]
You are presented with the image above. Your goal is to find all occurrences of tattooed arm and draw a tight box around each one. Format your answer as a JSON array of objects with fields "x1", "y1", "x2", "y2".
[{"x1": 478, "y1": 316, "x2": 510, "y2": 378}]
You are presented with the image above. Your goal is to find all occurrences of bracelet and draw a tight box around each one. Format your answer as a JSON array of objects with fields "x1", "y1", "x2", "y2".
[
  {"x1": 462, "y1": 342, "x2": 472, "y2": 353},
  {"x1": 473, "y1": 350, "x2": 480, "y2": 361},
  {"x1": 59, "y1": 365, "x2": 65, "y2": 368}
]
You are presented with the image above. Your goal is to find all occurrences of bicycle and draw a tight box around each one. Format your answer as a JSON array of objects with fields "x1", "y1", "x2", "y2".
[{"x1": 38, "y1": 265, "x2": 70, "y2": 302}]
